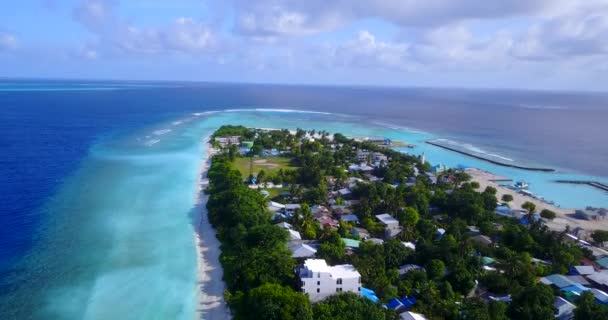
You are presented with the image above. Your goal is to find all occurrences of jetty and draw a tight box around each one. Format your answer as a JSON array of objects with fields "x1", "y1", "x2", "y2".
[
  {"x1": 426, "y1": 140, "x2": 555, "y2": 172},
  {"x1": 555, "y1": 180, "x2": 608, "y2": 192}
]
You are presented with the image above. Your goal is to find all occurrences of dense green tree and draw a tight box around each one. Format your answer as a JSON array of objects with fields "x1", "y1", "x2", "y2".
[
  {"x1": 540, "y1": 209, "x2": 556, "y2": 220},
  {"x1": 313, "y1": 293, "x2": 386, "y2": 320},
  {"x1": 501, "y1": 194, "x2": 513, "y2": 202},
  {"x1": 384, "y1": 239, "x2": 411, "y2": 269},
  {"x1": 591, "y1": 230, "x2": 608, "y2": 244},
  {"x1": 426, "y1": 259, "x2": 446, "y2": 280},
  {"x1": 316, "y1": 232, "x2": 346, "y2": 264},
  {"x1": 574, "y1": 291, "x2": 608, "y2": 320},
  {"x1": 459, "y1": 298, "x2": 490, "y2": 320},
  {"x1": 488, "y1": 301, "x2": 509, "y2": 320},
  {"x1": 240, "y1": 283, "x2": 312, "y2": 320},
  {"x1": 507, "y1": 284, "x2": 555, "y2": 320}
]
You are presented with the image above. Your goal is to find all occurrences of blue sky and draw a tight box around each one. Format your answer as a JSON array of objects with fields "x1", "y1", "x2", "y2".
[{"x1": 1, "y1": 0, "x2": 607, "y2": 90}]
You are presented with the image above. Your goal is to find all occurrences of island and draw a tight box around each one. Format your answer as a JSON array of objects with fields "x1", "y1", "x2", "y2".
[{"x1": 198, "y1": 125, "x2": 608, "y2": 320}]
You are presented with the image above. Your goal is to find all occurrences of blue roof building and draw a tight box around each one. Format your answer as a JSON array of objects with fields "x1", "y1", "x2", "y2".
[
  {"x1": 361, "y1": 287, "x2": 379, "y2": 303},
  {"x1": 596, "y1": 257, "x2": 608, "y2": 269},
  {"x1": 540, "y1": 274, "x2": 577, "y2": 289},
  {"x1": 386, "y1": 298, "x2": 404, "y2": 311}
]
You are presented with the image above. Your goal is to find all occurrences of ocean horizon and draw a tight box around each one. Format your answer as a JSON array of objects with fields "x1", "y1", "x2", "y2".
[{"x1": 1, "y1": 80, "x2": 607, "y2": 319}]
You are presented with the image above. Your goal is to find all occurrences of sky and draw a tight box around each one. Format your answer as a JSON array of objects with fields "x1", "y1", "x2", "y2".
[{"x1": 1, "y1": 0, "x2": 607, "y2": 90}]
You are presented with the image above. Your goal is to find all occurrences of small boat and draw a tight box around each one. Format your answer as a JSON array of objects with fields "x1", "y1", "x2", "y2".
[{"x1": 513, "y1": 181, "x2": 529, "y2": 189}]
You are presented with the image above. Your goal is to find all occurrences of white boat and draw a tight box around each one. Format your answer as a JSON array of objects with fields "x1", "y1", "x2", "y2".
[{"x1": 513, "y1": 181, "x2": 529, "y2": 189}]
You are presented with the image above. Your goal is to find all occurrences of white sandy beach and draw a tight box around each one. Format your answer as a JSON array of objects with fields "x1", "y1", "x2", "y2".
[{"x1": 194, "y1": 144, "x2": 231, "y2": 320}]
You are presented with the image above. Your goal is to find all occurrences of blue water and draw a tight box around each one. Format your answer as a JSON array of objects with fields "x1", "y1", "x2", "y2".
[{"x1": 0, "y1": 80, "x2": 607, "y2": 319}]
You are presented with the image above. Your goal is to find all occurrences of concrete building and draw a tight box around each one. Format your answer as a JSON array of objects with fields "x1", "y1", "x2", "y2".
[
  {"x1": 215, "y1": 136, "x2": 240, "y2": 147},
  {"x1": 376, "y1": 213, "x2": 402, "y2": 239},
  {"x1": 356, "y1": 151, "x2": 370, "y2": 162},
  {"x1": 299, "y1": 259, "x2": 361, "y2": 302}
]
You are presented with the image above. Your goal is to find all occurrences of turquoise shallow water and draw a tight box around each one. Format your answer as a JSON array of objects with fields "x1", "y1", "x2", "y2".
[{"x1": 2, "y1": 109, "x2": 606, "y2": 319}]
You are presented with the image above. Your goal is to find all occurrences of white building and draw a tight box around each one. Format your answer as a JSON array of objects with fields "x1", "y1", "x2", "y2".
[{"x1": 299, "y1": 259, "x2": 361, "y2": 302}]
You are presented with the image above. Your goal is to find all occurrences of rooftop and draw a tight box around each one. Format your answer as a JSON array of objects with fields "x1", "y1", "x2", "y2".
[{"x1": 376, "y1": 213, "x2": 399, "y2": 225}]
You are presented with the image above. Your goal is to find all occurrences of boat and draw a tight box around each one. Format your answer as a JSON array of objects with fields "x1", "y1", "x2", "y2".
[{"x1": 513, "y1": 181, "x2": 529, "y2": 189}]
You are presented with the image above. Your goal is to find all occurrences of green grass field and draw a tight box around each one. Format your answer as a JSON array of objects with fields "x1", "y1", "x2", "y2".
[{"x1": 233, "y1": 157, "x2": 298, "y2": 177}]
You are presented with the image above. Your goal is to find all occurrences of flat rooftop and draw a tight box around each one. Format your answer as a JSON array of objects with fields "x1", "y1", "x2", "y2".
[{"x1": 376, "y1": 213, "x2": 399, "y2": 225}]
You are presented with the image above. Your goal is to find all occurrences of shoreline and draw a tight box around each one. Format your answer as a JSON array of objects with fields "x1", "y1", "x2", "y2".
[
  {"x1": 466, "y1": 168, "x2": 608, "y2": 235},
  {"x1": 193, "y1": 140, "x2": 230, "y2": 320}
]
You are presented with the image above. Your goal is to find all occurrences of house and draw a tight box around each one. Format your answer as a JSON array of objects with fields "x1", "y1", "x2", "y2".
[
  {"x1": 361, "y1": 287, "x2": 379, "y2": 303},
  {"x1": 288, "y1": 229, "x2": 302, "y2": 241},
  {"x1": 356, "y1": 151, "x2": 370, "y2": 162},
  {"x1": 275, "y1": 221, "x2": 292, "y2": 230},
  {"x1": 470, "y1": 235, "x2": 493, "y2": 247},
  {"x1": 566, "y1": 275, "x2": 590, "y2": 286},
  {"x1": 555, "y1": 296, "x2": 576, "y2": 320},
  {"x1": 351, "y1": 227, "x2": 370, "y2": 240},
  {"x1": 285, "y1": 204, "x2": 301, "y2": 215},
  {"x1": 430, "y1": 164, "x2": 448, "y2": 174},
  {"x1": 215, "y1": 136, "x2": 240, "y2": 147},
  {"x1": 402, "y1": 242, "x2": 416, "y2": 251},
  {"x1": 289, "y1": 243, "x2": 317, "y2": 258},
  {"x1": 591, "y1": 288, "x2": 608, "y2": 304},
  {"x1": 316, "y1": 216, "x2": 339, "y2": 229},
  {"x1": 372, "y1": 152, "x2": 388, "y2": 163},
  {"x1": 574, "y1": 207, "x2": 607, "y2": 221},
  {"x1": 337, "y1": 188, "x2": 352, "y2": 198},
  {"x1": 376, "y1": 213, "x2": 402, "y2": 239},
  {"x1": 540, "y1": 274, "x2": 577, "y2": 289},
  {"x1": 310, "y1": 205, "x2": 330, "y2": 216},
  {"x1": 400, "y1": 311, "x2": 427, "y2": 320},
  {"x1": 367, "y1": 238, "x2": 384, "y2": 245},
  {"x1": 569, "y1": 265, "x2": 595, "y2": 276},
  {"x1": 342, "y1": 238, "x2": 361, "y2": 249},
  {"x1": 561, "y1": 284, "x2": 590, "y2": 302},
  {"x1": 436, "y1": 228, "x2": 446, "y2": 239},
  {"x1": 386, "y1": 298, "x2": 405, "y2": 312},
  {"x1": 399, "y1": 264, "x2": 425, "y2": 279},
  {"x1": 596, "y1": 257, "x2": 608, "y2": 269},
  {"x1": 340, "y1": 214, "x2": 359, "y2": 224},
  {"x1": 267, "y1": 201, "x2": 285, "y2": 212},
  {"x1": 587, "y1": 271, "x2": 608, "y2": 290},
  {"x1": 299, "y1": 259, "x2": 361, "y2": 302}
]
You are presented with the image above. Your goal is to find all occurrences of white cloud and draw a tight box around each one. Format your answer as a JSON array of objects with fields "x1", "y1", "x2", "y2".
[
  {"x1": 329, "y1": 30, "x2": 414, "y2": 71},
  {"x1": 0, "y1": 32, "x2": 18, "y2": 51},
  {"x1": 73, "y1": 1, "x2": 216, "y2": 56}
]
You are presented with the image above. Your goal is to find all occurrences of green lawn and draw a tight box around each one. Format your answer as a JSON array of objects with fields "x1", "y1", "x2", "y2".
[{"x1": 233, "y1": 157, "x2": 298, "y2": 177}]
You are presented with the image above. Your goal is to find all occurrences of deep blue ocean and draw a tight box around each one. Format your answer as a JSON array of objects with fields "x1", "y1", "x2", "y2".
[{"x1": 0, "y1": 80, "x2": 607, "y2": 319}]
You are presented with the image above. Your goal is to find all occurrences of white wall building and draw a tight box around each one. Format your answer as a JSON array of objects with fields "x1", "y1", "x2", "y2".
[{"x1": 299, "y1": 259, "x2": 361, "y2": 302}]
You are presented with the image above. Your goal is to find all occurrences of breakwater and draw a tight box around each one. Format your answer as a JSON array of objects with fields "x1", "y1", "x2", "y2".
[
  {"x1": 426, "y1": 140, "x2": 555, "y2": 172},
  {"x1": 555, "y1": 180, "x2": 608, "y2": 192}
]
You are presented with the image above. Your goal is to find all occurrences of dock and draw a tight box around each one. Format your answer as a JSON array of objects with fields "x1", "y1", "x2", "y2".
[
  {"x1": 426, "y1": 140, "x2": 555, "y2": 172},
  {"x1": 555, "y1": 180, "x2": 608, "y2": 192}
]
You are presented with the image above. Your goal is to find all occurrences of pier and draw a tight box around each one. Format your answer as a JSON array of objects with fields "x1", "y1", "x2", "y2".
[
  {"x1": 555, "y1": 180, "x2": 608, "y2": 192},
  {"x1": 426, "y1": 140, "x2": 555, "y2": 172}
]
